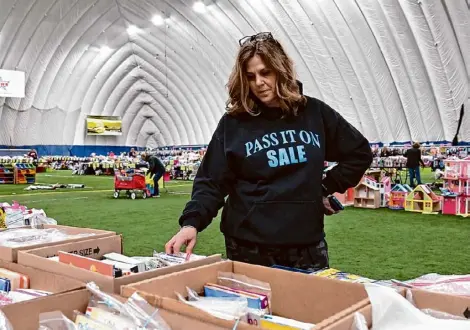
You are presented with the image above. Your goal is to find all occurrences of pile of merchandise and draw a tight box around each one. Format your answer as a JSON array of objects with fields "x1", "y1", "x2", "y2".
[
  {"x1": 176, "y1": 271, "x2": 315, "y2": 330},
  {"x1": 312, "y1": 268, "x2": 470, "y2": 329},
  {"x1": 49, "y1": 251, "x2": 206, "y2": 278},
  {"x1": 0, "y1": 228, "x2": 95, "y2": 248},
  {"x1": 0, "y1": 268, "x2": 51, "y2": 306},
  {"x1": 0, "y1": 201, "x2": 57, "y2": 229},
  {"x1": 351, "y1": 284, "x2": 470, "y2": 330},
  {"x1": 0, "y1": 282, "x2": 171, "y2": 329}
]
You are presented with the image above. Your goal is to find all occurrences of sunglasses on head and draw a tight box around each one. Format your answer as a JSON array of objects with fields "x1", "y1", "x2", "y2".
[{"x1": 238, "y1": 32, "x2": 275, "y2": 46}]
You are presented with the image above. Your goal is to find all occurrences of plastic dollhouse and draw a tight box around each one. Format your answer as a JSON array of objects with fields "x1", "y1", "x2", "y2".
[
  {"x1": 405, "y1": 184, "x2": 442, "y2": 214},
  {"x1": 379, "y1": 176, "x2": 392, "y2": 207},
  {"x1": 440, "y1": 157, "x2": 470, "y2": 217},
  {"x1": 354, "y1": 176, "x2": 381, "y2": 208},
  {"x1": 389, "y1": 184, "x2": 413, "y2": 210}
]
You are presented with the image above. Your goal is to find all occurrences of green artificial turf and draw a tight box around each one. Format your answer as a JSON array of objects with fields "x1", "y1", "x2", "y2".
[{"x1": 0, "y1": 169, "x2": 468, "y2": 281}]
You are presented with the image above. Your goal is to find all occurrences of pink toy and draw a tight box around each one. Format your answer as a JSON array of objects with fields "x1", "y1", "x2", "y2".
[{"x1": 441, "y1": 158, "x2": 470, "y2": 217}]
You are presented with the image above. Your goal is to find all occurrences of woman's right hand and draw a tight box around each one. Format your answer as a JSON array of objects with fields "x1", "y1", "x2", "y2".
[{"x1": 165, "y1": 226, "x2": 198, "y2": 260}]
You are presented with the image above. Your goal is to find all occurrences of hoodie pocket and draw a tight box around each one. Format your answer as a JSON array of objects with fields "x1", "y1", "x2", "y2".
[{"x1": 239, "y1": 200, "x2": 322, "y2": 244}]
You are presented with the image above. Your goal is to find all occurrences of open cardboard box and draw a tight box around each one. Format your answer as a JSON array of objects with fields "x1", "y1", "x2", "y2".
[
  {"x1": 0, "y1": 259, "x2": 84, "y2": 327},
  {"x1": 321, "y1": 288, "x2": 470, "y2": 330},
  {"x1": 0, "y1": 224, "x2": 116, "y2": 262},
  {"x1": 0, "y1": 288, "x2": 246, "y2": 330},
  {"x1": 121, "y1": 260, "x2": 371, "y2": 330},
  {"x1": 18, "y1": 234, "x2": 222, "y2": 293}
]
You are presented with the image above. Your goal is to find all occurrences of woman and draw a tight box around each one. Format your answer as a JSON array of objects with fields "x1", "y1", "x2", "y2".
[
  {"x1": 165, "y1": 32, "x2": 373, "y2": 271},
  {"x1": 405, "y1": 142, "x2": 425, "y2": 187}
]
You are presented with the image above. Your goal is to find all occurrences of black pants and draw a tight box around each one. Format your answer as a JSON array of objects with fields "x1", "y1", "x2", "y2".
[
  {"x1": 152, "y1": 170, "x2": 164, "y2": 196},
  {"x1": 225, "y1": 236, "x2": 329, "y2": 272}
]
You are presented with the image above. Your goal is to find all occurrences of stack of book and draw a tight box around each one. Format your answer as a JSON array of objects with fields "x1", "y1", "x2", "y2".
[
  {"x1": 179, "y1": 272, "x2": 315, "y2": 330},
  {"x1": 0, "y1": 268, "x2": 50, "y2": 305},
  {"x1": 48, "y1": 251, "x2": 206, "y2": 277}
]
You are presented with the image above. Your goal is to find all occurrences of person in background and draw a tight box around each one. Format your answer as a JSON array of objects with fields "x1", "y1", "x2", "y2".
[
  {"x1": 142, "y1": 153, "x2": 166, "y2": 198},
  {"x1": 405, "y1": 142, "x2": 425, "y2": 187},
  {"x1": 165, "y1": 32, "x2": 372, "y2": 270},
  {"x1": 380, "y1": 147, "x2": 391, "y2": 158},
  {"x1": 27, "y1": 148, "x2": 38, "y2": 160},
  {"x1": 128, "y1": 148, "x2": 137, "y2": 158},
  {"x1": 27, "y1": 149, "x2": 38, "y2": 167}
]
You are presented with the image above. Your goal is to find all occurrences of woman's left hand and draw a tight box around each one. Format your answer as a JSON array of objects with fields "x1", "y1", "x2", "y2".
[{"x1": 323, "y1": 197, "x2": 339, "y2": 216}]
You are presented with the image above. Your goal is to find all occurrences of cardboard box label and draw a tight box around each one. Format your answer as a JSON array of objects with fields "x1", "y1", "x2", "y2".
[{"x1": 45, "y1": 246, "x2": 101, "y2": 258}]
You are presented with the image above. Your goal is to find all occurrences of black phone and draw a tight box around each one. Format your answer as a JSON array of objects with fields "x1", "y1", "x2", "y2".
[{"x1": 328, "y1": 195, "x2": 344, "y2": 211}]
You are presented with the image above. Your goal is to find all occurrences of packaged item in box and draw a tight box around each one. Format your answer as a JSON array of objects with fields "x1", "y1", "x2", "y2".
[
  {"x1": 8, "y1": 289, "x2": 50, "y2": 302},
  {"x1": 0, "y1": 292, "x2": 13, "y2": 306},
  {"x1": 101, "y1": 259, "x2": 139, "y2": 275},
  {"x1": 217, "y1": 271, "x2": 273, "y2": 313},
  {"x1": 75, "y1": 313, "x2": 113, "y2": 330},
  {"x1": 260, "y1": 314, "x2": 314, "y2": 330},
  {"x1": 392, "y1": 273, "x2": 470, "y2": 296},
  {"x1": 0, "y1": 228, "x2": 95, "y2": 248},
  {"x1": 55, "y1": 248, "x2": 208, "y2": 277},
  {"x1": 87, "y1": 282, "x2": 172, "y2": 329},
  {"x1": 85, "y1": 307, "x2": 136, "y2": 329},
  {"x1": 311, "y1": 268, "x2": 376, "y2": 284},
  {"x1": 39, "y1": 282, "x2": 172, "y2": 329},
  {"x1": 153, "y1": 251, "x2": 206, "y2": 266},
  {"x1": 103, "y1": 253, "x2": 146, "y2": 273},
  {"x1": 0, "y1": 310, "x2": 12, "y2": 330},
  {"x1": 0, "y1": 268, "x2": 29, "y2": 290},
  {"x1": 176, "y1": 272, "x2": 273, "y2": 323},
  {"x1": 58, "y1": 252, "x2": 119, "y2": 277},
  {"x1": 0, "y1": 278, "x2": 11, "y2": 292},
  {"x1": 176, "y1": 286, "x2": 249, "y2": 321},
  {"x1": 350, "y1": 284, "x2": 470, "y2": 330},
  {"x1": 203, "y1": 283, "x2": 269, "y2": 312}
]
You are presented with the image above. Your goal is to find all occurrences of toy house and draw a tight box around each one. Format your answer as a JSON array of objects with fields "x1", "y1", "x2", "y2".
[
  {"x1": 378, "y1": 176, "x2": 392, "y2": 207},
  {"x1": 405, "y1": 184, "x2": 441, "y2": 214},
  {"x1": 354, "y1": 177, "x2": 381, "y2": 209},
  {"x1": 334, "y1": 187, "x2": 355, "y2": 207},
  {"x1": 440, "y1": 158, "x2": 470, "y2": 217},
  {"x1": 389, "y1": 184, "x2": 413, "y2": 210}
]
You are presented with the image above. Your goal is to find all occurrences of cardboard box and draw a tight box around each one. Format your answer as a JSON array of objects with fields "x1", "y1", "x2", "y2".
[
  {"x1": 322, "y1": 288, "x2": 470, "y2": 330},
  {"x1": 0, "y1": 225, "x2": 116, "y2": 262},
  {"x1": 121, "y1": 260, "x2": 370, "y2": 329},
  {"x1": 0, "y1": 259, "x2": 84, "y2": 328},
  {"x1": 18, "y1": 235, "x2": 222, "y2": 293},
  {"x1": 0, "y1": 288, "x2": 241, "y2": 330}
]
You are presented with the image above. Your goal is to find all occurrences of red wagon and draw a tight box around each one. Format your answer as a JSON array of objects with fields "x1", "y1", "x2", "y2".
[{"x1": 113, "y1": 173, "x2": 149, "y2": 199}]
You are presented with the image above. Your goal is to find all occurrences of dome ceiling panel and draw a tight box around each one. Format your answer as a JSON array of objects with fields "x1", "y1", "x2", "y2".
[{"x1": 0, "y1": 0, "x2": 467, "y2": 147}]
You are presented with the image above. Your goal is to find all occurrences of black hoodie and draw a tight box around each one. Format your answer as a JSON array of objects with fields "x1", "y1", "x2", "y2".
[{"x1": 179, "y1": 87, "x2": 372, "y2": 246}]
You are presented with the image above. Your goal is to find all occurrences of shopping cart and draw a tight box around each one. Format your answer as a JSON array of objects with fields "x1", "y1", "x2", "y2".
[{"x1": 113, "y1": 172, "x2": 150, "y2": 199}]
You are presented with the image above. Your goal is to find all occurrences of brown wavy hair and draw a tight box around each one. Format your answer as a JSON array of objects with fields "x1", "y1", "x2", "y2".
[{"x1": 225, "y1": 35, "x2": 306, "y2": 117}]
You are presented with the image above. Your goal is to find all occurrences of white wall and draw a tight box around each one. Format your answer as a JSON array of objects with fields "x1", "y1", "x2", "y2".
[{"x1": 0, "y1": 0, "x2": 468, "y2": 147}]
